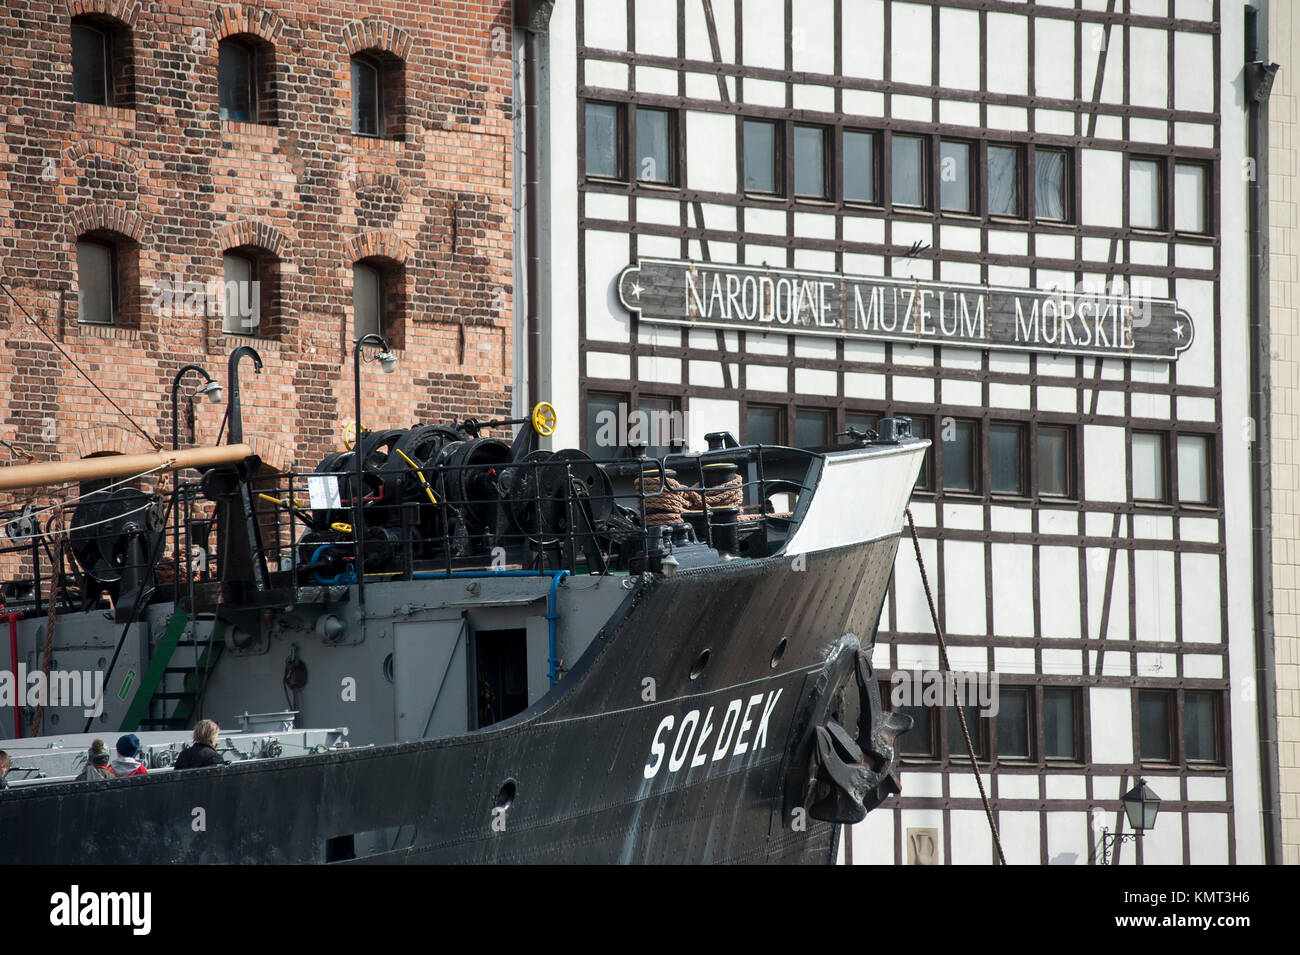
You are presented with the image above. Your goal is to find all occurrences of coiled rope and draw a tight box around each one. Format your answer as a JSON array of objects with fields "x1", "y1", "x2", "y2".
[{"x1": 634, "y1": 473, "x2": 744, "y2": 525}]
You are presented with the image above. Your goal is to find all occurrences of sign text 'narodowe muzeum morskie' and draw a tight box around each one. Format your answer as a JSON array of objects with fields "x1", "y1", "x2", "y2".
[{"x1": 617, "y1": 259, "x2": 1194, "y2": 362}]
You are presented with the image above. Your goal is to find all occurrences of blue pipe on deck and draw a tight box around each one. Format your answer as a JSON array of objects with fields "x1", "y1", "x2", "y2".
[{"x1": 410, "y1": 568, "x2": 570, "y2": 687}]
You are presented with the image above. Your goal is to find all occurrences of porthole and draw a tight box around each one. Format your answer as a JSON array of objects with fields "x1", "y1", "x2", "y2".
[
  {"x1": 689, "y1": 648, "x2": 711, "y2": 680},
  {"x1": 770, "y1": 637, "x2": 788, "y2": 669}
]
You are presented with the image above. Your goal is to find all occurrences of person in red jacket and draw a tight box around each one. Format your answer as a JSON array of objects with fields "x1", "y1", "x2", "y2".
[{"x1": 110, "y1": 734, "x2": 147, "y2": 777}]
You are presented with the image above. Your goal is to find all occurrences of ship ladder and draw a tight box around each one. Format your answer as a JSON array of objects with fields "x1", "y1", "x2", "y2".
[{"x1": 119, "y1": 611, "x2": 226, "y2": 732}]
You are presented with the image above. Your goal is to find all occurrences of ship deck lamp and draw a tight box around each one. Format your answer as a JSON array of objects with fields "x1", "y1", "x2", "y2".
[
  {"x1": 352, "y1": 334, "x2": 398, "y2": 605},
  {"x1": 171, "y1": 365, "x2": 224, "y2": 451},
  {"x1": 1100, "y1": 779, "x2": 1161, "y2": 864}
]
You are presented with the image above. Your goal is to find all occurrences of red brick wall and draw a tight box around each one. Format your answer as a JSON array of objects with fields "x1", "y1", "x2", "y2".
[{"x1": 0, "y1": 0, "x2": 515, "y2": 501}]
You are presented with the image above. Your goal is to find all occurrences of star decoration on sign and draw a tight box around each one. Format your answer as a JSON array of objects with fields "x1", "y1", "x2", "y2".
[
  {"x1": 629, "y1": 280, "x2": 644, "y2": 300},
  {"x1": 1174, "y1": 322, "x2": 1185, "y2": 339}
]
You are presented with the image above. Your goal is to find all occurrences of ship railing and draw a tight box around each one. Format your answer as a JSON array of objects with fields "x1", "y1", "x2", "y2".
[{"x1": 203, "y1": 447, "x2": 814, "y2": 598}]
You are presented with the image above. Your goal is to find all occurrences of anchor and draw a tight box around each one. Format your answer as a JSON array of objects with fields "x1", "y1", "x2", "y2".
[{"x1": 785, "y1": 634, "x2": 912, "y2": 824}]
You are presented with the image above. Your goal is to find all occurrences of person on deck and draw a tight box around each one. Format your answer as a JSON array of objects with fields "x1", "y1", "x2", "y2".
[
  {"x1": 78, "y1": 739, "x2": 115, "y2": 781},
  {"x1": 172, "y1": 720, "x2": 226, "y2": 770},
  {"x1": 0, "y1": 750, "x2": 10, "y2": 790},
  {"x1": 110, "y1": 734, "x2": 147, "y2": 777}
]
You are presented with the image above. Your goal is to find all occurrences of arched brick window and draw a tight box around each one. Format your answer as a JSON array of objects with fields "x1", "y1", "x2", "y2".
[
  {"x1": 75, "y1": 230, "x2": 138, "y2": 327},
  {"x1": 352, "y1": 256, "x2": 405, "y2": 345},
  {"x1": 222, "y1": 245, "x2": 281, "y2": 338},
  {"x1": 71, "y1": 14, "x2": 133, "y2": 108},
  {"x1": 350, "y1": 50, "x2": 405, "y2": 140},
  {"x1": 218, "y1": 34, "x2": 276, "y2": 125}
]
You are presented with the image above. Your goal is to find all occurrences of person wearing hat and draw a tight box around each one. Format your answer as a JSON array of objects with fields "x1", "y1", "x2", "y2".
[
  {"x1": 110, "y1": 734, "x2": 147, "y2": 777},
  {"x1": 78, "y1": 739, "x2": 115, "y2": 781}
]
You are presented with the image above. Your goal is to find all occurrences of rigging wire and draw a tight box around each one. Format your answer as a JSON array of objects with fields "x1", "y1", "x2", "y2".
[
  {"x1": 0, "y1": 463, "x2": 172, "y2": 540},
  {"x1": 906, "y1": 506, "x2": 1009, "y2": 866},
  {"x1": 0, "y1": 280, "x2": 161, "y2": 450}
]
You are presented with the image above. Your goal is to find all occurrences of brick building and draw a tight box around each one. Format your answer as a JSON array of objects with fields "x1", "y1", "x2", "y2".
[{"x1": 0, "y1": 0, "x2": 514, "y2": 489}]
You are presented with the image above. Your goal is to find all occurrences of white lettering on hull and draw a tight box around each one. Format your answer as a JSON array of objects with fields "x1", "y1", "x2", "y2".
[{"x1": 643, "y1": 688, "x2": 783, "y2": 779}]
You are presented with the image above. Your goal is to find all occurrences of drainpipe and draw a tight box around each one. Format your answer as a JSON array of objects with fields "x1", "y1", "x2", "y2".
[
  {"x1": 5, "y1": 611, "x2": 20, "y2": 737},
  {"x1": 1246, "y1": 42, "x2": 1282, "y2": 864},
  {"x1": 519, "y1": 1, "x2": 554, "y2": 415}
]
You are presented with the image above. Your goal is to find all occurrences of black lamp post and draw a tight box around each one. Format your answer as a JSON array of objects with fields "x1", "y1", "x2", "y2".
[
  {"x1": 351, "y1": 334, "x2": 397, "y2": 604},
  {"x1": 170, "y1": 365, "x2": 223, "y2": 451},
  {"x1": 169, "y1": 364, "x2": 224, "y2": 588},
  {"x1": 226, "y1": 345, "x2": 264, "y2": 446},
  {"x1": 1101, "y1": 778, "x2": 1161, "y2": 864}
]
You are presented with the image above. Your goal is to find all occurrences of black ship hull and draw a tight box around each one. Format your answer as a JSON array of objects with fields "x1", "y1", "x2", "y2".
[{"x1": 1, "y1": 535, "x2": 900, "y2": 864}]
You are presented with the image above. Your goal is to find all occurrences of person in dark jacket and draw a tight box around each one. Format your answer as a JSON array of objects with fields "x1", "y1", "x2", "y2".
[{"x1": 173, "y1": 720, "x2": 226, "y2": 770}]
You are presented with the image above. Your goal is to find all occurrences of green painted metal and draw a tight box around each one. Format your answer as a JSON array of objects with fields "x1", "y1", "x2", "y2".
[{"x1": 119, "y1": 613, "x2": 224, "y2": 732}]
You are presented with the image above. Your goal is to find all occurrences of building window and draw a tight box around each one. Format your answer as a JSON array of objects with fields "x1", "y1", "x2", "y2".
[
  {"x1": 987, "y1": 144, "x2": 1023, "y2": 217},
  {"x1": 894, "y1": 692, "x2": 937, "y2": 759},
  {"x1": 76, "y1": 238, "x2": 118, "y2": 325},
  {"x1": 218, "y1": 39, "x2": 257, "y2": 122},
  {"x1": 71, "y1": 22, "x2": 111, "y2": 105},
  {"x1": 795, "y1": 408, "x2": 832, "y2": 449},
  {"x1": 585, "y1": 102, "x2": 624, "y2": 179},
  {"x1": 940, "y1": 419, "x2": 978, "y2": 493},
  {"x1": 635, "y1": 108, "x2": 674, "y2": 184},
  {"x1": 843, "y1": 130, "x2": 877, "y2": 204},
  {"x1": 352, "y1": 262, "x2": 381, "y2": 338},
  {"x1": 1177, "y1": 433, "x2": 1212, "y2": 505},
  {"x1": 793, "y1": 125, "x2": 828, "y2": 199},
  {"x1": 222, "y1": 252, "x2": 259, "y2": 335},
  {"x1": 1132, "y1": 431, "x2": 1167, "y2": 502},
  {"x1": 1138, "y1": 690, "x2": 1175, "y2": 762},
  {"x1": 351, "y1": 52, "x2": 404, "y2": 139},
  {"x1": 909, "y1": 416, "x2": 933, "y2": 492},
  {"x1": 745, "y1": 404, "x2": 785, "y2": 445},
  {"x1": 989, "y1": 421, "x2": 1026, "y2": 496},
  {"x1": 939, "y1": 140, "x2": 973, "y2": 213},
  {"x1": 351, "y1": 56, "x2": 380, "y2": 135},
  {"x1": 1037, "y1": 425, "x2": 1072, "y2": 497},
  {"x1": 845, "y1": 410, "x2": 878, "y2": 439},
  {"x1": 743, "y1": 119, "x2": 781, "y2": 195},
  {"x1": 71, "y1": 16, "x2": 131, "y2": 108},
  {"x1": 1184, "y1": 691, "x2": 1222, "y2": 763},
  {"x1": 891, "y1": 134, "x2": 926, "y2": 208},
  {"x1": 996, "y1": 687, "x2": 1032, "y2": 760},
  {"x1": 946, "y1": 703, "x2": 986, "y2": 761},
  {"x1": 1174, "y1": 162, "x2": 1209, "y2": 234},
  {"x1": 352, "y1": 259, "x2": 403, "y2": 343},
  {"x1": 1035, "y1": 149, "x2": 1068, "y2": 221},
  {"x1": 219, "y1": 36, "x2": 275, "y2": 125},
  {"x1": 639, "y1": 395, "x2": 682, "y2": 459},
  {"x1": 1130, "y1": 157, "x2": 1164, "y2": 230},
  {"x1": 584, "y1": 392, "x2": 624, "y2": 454},
  {"x1": 1042, "y1": 687, "x2": 1080, "y2": 761}
]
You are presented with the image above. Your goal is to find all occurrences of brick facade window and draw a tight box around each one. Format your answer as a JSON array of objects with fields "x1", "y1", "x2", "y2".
[
  {"x1": 222, "y1": 245, "x2": 281, "y2": 338},
  {"x1": 71, "y1": 15, "x2": 133, "y2": 108},
  {"x1": 352, "y1": 257, "x2": 404, "y2": 346},
  {"x1": 74, "y1": 230, "x2": 137, "y2": 326},
  {"x1": 219, "y1": 35, "x2": 275, "y2": 125},
  {"x1": 350, "y1": 51, "x2": 405, "y2": 140}
]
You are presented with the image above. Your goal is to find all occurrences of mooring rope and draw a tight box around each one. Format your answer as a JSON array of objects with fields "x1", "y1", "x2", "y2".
[
  {"x1": 906, "y1": 506, "x2": 1008, "y2": 865},
  {"x1": 634, "y1": 473, "x2": 745, "y2": 526}
]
